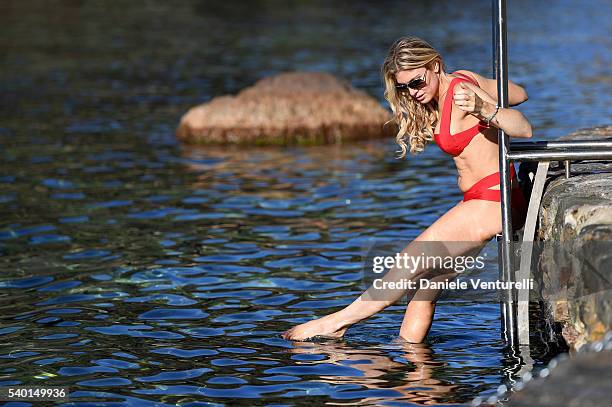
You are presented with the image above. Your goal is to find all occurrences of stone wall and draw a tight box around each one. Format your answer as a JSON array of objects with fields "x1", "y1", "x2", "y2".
[{"x1": 536, "y1": 125, "x2": 612, "y2": 350}]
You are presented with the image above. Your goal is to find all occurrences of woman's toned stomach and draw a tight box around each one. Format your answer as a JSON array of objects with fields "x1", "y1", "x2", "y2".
[{"x1": 453, "y1": 134, "x2": 516, "y2": 193}]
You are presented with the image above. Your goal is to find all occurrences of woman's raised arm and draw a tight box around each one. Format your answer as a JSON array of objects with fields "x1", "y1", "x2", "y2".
[
  {"x1": 453, "y1": 81, "x2": 533, "y2": 138},
  {"x1": 455, "y1": 70, "x2": 528, "y2": 106}
]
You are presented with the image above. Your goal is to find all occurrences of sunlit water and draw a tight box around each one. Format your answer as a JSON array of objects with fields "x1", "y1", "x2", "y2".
[{"x1": 1, "y1": 0, "x2": 610, "y2": 405}]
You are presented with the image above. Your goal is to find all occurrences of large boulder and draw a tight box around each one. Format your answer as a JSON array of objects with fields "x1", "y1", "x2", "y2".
[{"x1": 176, "y1": 72, "x2": 394, "y2": 145}]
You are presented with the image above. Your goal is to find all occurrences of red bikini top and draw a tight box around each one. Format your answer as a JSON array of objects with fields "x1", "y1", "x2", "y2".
[{"x1": 433, "y1": 72, "x2": 491, "y2": 156}]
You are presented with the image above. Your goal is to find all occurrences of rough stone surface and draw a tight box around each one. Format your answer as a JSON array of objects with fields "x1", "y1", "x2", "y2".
[
  {"x1": 508, "y1": 349, "x2": 612, "y2": 407},
  {"x1": 176, "y1": 71, "x2": 395, "y2": 145},
  {"x1": 536, "y1": 125, "x2": 612, "y2": 350}
]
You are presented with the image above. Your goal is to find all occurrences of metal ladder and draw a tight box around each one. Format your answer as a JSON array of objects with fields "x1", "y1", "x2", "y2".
[{"x1": 492, "y1": 0, "x2": 612, "y2": 347}]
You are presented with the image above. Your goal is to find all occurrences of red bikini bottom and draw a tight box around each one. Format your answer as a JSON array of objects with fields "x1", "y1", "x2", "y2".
[{"x1": 462, "y1": 165, "x2": 528, "y2": 230}]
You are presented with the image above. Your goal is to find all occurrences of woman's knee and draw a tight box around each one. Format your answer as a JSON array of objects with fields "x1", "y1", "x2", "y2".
[
  {"x1": 475, "y1": 225, "x2": 500, "y2": 242},
  {"x1": 473, "y1": 210, "x2": 503, "y2": 241}
]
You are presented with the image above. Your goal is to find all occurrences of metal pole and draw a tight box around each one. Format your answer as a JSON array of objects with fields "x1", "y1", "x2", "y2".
[
  {"x1": 495, "y1": 0, "x2": 517, "y2": 347},
  {"x1": 510, "y1": 140, "x2": 612, "y2": 150},
  {"x1": 492, "y1": 0, "x2": 497, "y2": 77},
  {"x1": 507, "y1": 149, "x2": 612, "y2": 161}
]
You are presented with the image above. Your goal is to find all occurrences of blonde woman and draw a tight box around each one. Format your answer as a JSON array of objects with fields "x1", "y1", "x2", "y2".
[{"x1": 282, "y1": 36, "x2": 531, "y2": 343}]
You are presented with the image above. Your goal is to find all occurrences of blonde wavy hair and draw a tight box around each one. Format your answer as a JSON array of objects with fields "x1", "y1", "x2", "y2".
[{"x1": 382, "y1": 36, "x2": 444, "y2": 158}]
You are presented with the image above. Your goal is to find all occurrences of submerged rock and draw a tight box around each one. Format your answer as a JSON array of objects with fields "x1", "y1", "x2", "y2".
[
  {"x1": 508, "y1": 346, "x2": 612, "y2": 407},
  {"x1": 176, "y1": 72, "x2": 394, "y2": 146}
]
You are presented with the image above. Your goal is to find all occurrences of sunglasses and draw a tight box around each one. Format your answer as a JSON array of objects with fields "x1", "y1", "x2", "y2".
[{"x1": 395, "y1": 70, "x2": 427, "y2": 91}]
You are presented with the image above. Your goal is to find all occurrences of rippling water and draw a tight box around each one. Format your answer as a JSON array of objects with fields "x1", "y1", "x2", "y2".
[{"x1": 1, "y1": 0, "x2": 609, "y2": 405}]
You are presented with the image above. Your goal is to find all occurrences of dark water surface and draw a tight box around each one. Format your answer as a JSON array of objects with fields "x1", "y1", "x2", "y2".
[{"x1": 1, "y1": 0, "x2": 610, "y2": 405}]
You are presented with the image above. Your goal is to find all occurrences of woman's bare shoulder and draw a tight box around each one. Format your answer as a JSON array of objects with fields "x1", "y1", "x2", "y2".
[
  {"x1": 453, "y1": 70, "x2": 498, "y2": 97},
  {"x1": 453, "y1": 70, "x2": 488, "y2": 86}
]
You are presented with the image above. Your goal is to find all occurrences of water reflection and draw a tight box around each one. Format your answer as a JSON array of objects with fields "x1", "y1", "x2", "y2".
[{"x1": 287, "y1": 340, "x2": 465, "y2": 405}]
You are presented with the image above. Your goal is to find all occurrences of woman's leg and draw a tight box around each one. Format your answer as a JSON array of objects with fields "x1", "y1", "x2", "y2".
[
  {"x1": 399, "y1": 300, "x2": 436, "y2": 343},
  {"x1": 398, "y1": 199, "x2": 503, "y2": 342},
  {"x1": 281, "y1": 199, "x2": 503, "y2": 341}
]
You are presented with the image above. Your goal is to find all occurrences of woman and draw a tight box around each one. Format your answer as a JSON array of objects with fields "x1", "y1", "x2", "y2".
[{"x1": 281, "y1": 36, "x2": 531, "y2": 342}]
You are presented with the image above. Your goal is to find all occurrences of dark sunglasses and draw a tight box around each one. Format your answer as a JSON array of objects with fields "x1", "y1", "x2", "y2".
[{"x1": 395, "y1": 71, "x2": 427, "y2": 91}]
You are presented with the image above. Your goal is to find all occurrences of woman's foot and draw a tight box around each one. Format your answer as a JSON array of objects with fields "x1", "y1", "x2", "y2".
[{"x1": 281, "y1": 314, "x2": 349, "y2": 341}]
